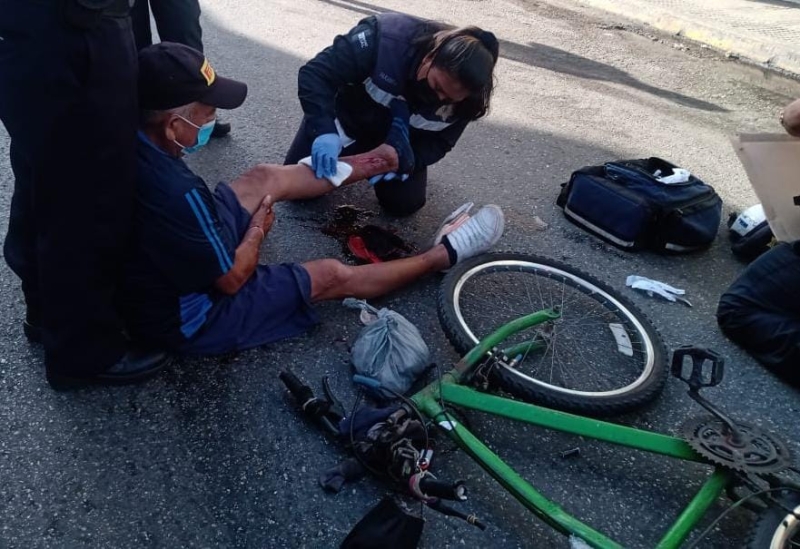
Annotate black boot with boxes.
[210,118,231,138]
[46,347,170,390]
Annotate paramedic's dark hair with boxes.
[417,25,499,120]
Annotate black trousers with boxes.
[0,0,137,375]
[284,117,428,217]
[132,0,203,51]
[717,242,800,385]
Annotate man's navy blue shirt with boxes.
[121,132,236,347]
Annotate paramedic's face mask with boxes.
[412,57,470,107]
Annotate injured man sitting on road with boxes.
[121,42,504,359]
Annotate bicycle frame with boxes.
[410,308,732,549]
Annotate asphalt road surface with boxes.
[1,0,799,547]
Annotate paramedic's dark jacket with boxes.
[297,13,470,168]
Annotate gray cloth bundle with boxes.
[344,298,430,397]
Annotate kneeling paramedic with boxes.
[284,13,499,217]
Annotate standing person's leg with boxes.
[373,165,428,217]
[0,2,157,383]
[717,242,800,384]
[149,0,203,51]
[131,0,154,50]
[4,144,41,340]
[37,16,141,380]
[0,2,72,346]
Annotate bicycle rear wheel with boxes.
[438,253,667,416]
[747,491,800,549]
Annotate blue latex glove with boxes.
[368,172,410,185]
[384,100,415,177]
[311,133,342,179]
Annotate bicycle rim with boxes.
[769,504,800,548]
[441,254,665,409]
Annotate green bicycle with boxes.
[281,253,799,548]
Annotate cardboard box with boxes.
[732,134,800,242]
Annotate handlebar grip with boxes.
[352,375,382,389]
[279,370,314,406]
[418,476,467,502]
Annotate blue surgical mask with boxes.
[174,115,216,154]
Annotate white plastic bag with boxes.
[344,299,430,397]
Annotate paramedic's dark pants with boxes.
[132,0,203,51]
[717,242,800,385]
[284,117,428,217]
[0,1,137,375]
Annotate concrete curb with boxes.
[573,0,800,77]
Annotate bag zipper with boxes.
[605,162,696,188]
[672,192,721,216]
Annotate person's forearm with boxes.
[214,227,264,295]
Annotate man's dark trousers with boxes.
[132,0,203,51]
[717,242,800,385]
[0,0,137,376]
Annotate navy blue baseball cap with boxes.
[139,42,248,110]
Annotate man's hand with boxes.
[215,195,274,296]
[249,194,275,237]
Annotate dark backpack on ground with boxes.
[557,158,723,253]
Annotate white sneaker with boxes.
[443,204,504,263]
[432,202,474,246]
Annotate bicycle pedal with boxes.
[670,345,725,391]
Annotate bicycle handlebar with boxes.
[279,370,314,408]
[419,476,468,501]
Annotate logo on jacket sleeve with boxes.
[200,59,216,86]
[378,71,397,86]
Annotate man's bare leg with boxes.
[302,246,451,302]
[230,144,399,215]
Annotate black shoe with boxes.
[210,119,231,138]
[23,319,42,344]
[46,348,170,390]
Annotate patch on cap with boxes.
[200,58,216,86]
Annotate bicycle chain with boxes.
[682,416,792,474]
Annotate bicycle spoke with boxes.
[454,263,657,393]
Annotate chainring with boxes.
[682,416,792,474]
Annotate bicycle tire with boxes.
[747,491,800,549]
[438,252,668,416]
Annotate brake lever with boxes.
[322,376,345,422]
[279,371,342,438]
